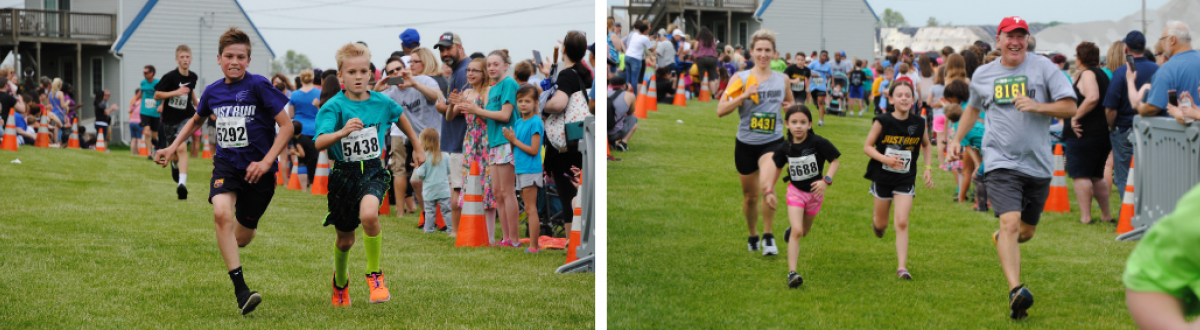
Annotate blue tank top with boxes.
[50,92,65,122]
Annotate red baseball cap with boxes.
[997,16,1029,36]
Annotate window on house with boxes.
[738,21,748,47]
[91,57,102,93]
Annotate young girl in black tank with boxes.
[862,79,934,280]
[762,104,840,288]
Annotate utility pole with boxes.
[1142,0,1146,34]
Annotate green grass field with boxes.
[0,147,593,329]
[608,100,1136,329]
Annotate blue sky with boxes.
[607,0,1172,26]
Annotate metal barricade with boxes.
[1117,116,1200,241]
[557,115,595,273]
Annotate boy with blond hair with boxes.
[155,44,200,199]
[314,42,425,306]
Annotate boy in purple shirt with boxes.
[154,27,292,316]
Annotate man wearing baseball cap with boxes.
[1103,30,1158,198]
[434,31,470,233]
[948,16,1078,320]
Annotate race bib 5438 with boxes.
[342,128,382,162]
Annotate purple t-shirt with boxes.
[197,73,290,171]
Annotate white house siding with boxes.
[112,0,272,144]
[760,0,876,62]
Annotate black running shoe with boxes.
[177,184,188,200]
[170,160,179,183]
[787,271,804,289]
[615,141,628,151]
[237,290,262,315]
[747,235,760,251]
[1008,284,1034,320]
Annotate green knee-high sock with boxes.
[364,233,382,274]
[334,247,349,287]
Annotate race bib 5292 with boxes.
[215,117,248,148]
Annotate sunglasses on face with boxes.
[143,71,151,75]
[387,69,402,75]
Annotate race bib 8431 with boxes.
[750,112,777,134]
[993,76,1027,105]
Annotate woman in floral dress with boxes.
[450,58,497,241]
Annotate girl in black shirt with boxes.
[762,105,840,288]
[862,79,934,280]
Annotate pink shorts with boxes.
[933,115,946,133]
[786,184,823,216]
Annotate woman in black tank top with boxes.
[1064,42,1114,224]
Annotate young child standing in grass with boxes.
[414,127,453,235]
[862,78,933,280]
[314,42,425,307]
[762,104,840,288]
[502,85,545,253]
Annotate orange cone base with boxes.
[455,214,490,247]
[1117,204,1136,234]
[1043,186,1071,213]
[565,229,581,264]
[417,204,448,229]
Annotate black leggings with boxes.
[544,141,582,223]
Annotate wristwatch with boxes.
[823,176,833,185]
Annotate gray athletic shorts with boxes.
[516,173,543,190]
[983,168,1051,226]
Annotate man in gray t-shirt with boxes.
[655,33,676,71]
[949,16,1077,321]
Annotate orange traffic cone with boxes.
[1043,144,1070,213]
[634,80,648,120]
[672,73,688,106]
[1117,157,1137,235]
[66,118,80,149]
[565,198,582,264]
[646,74,658,112]
[1,109,18,151]
[378,191,391,216]
[201,132,212,159]
[138,137,148,156]
[699,72,712,102]
[34,115,50,148]
[418,204,448,230]
[311,150,330,195]
[287,155,302,190]
[456,161,490,247]
[94,129,107,152]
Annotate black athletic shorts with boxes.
[159,121,187,149]
[695,56,719,80]
[984,168,1052,226]
[209,158,277,229]
[792,91,808,104]
[869,181,916,200]
[734,137,785,175]
[139,114,160,132]
[811,91,827,98]
[325,158,392,232]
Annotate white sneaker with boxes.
[761,234,779,256]
[818,119,824,127]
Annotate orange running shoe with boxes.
[366,272,390,303]
[331,274,351,306]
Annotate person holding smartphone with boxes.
[377,56,444,217]
[1103,30,1158,197]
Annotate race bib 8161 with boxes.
[993,76,1027,105]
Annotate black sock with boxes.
[763,233,774,241]
[229,267,249,295]
[748,235,759,245]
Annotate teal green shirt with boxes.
[486,77,519,148]
[314,91,404,162]
[140,79,160,117]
